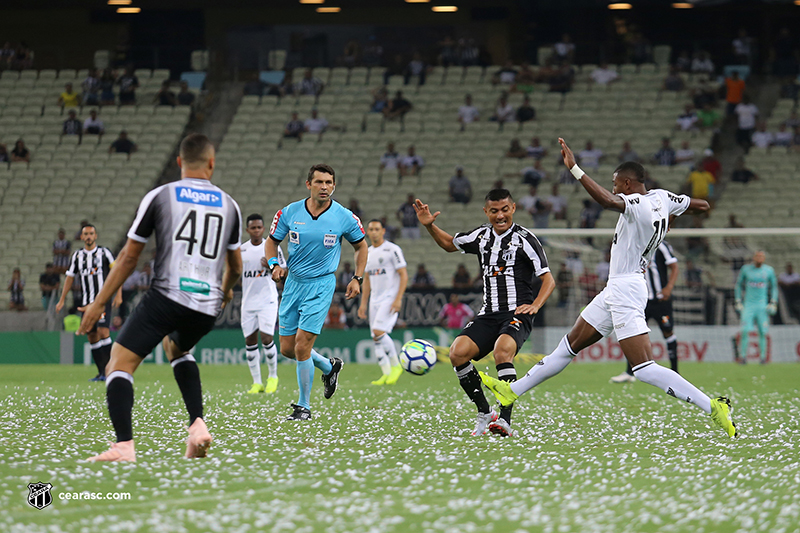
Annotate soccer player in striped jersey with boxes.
[481,138,738,438]
[240,213,285,394]
[414,189,555,437]
[55,223,122,381]
[78,134,243,461]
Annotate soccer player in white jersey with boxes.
[357,219,408,385]
[241,213,285,394]
[481,138,738,438]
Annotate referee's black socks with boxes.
[496,362,517,423]
[454,362,491,414]
[106,371,134,442]
[171,354,203,425]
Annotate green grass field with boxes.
[2,362,799,533]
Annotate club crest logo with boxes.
[27,482,53,510]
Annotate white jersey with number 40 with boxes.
[366,241,407,301]
[610,189,689,278]
[240,241,285,311]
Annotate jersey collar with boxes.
[492,223,515,239]
[305,198,333,220]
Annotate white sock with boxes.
[632,361,712,414]
[262,342,278,379]
[245,344,262,385]
[511,335,576,396]
[374,336,391,375]
[380,333,400,367]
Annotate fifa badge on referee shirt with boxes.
[323,234,337,248]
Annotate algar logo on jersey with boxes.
[176,187,222,207]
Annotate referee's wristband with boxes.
[570,164,585,180]
[267,257,279,268]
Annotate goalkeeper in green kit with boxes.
[735,251,778,364]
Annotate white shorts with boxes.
[369,298,398,334]
[241,305,278,337]
[580,275,650,341]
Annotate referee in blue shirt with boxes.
[266,164,368,420]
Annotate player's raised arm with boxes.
[414,199,458,252]
[559,138,626,213]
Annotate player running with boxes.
[55,223,122,381]
[265,164,368,421]
[241,214,285,394]
[414,188,555,437]
[357,219,408,385]
[611,240,680,382]
[481,138,738,438]
[735,251,778,364]
[79,134,243,461]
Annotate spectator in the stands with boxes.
[596,249,611,283]
[700,149,721,179]
[0,143,9,163]
[779,263,800,287]
[675,51,692,72]
[577,140,604,171]
[342,39,359,67]
[458,94,480,128]
[348,199,363,221]
[675,141,696,167]
[449,166,472,204]
[52,229,71,274]
[108,131,137,155]
[733,28,753,65]
[773,123,793,148]
[58,83,80,108]
[324,303,347,329]
[404,52,427,86]
[298,68,324,96]
[784,110,800,129]
[379,142,400,175]
[411,264,436,290]
[243,73,266,96]
[526,137,547,160]
[283,112,304,141]
[772,28,797,79]
[685,260,715,289]
[506,138,527,158]
[490,93,515,123]
[629,32,651,65]
[304,108,329,135]
[547,183,568,221]
[697,103,722,132]
[11,139,30,163]
[117,67,139,105]
[735,96,759,150]
[336,262,354,291]
[62,110,82,136]
[555,262,573,306]
[39,263,60,311]
[177,81,195,106]
[362,36,383,67]
[452,265,472,290]
[590,63,619,86]
[518,185,551,229]
[579,199,600,229]
[383,90,412,120]
[8,268,26,311]
[516,95,536,123]
[513,62,537,94]
[83,109,104,135]
[676,104,699,132]
[492,61,518,86]
[397,195,419,239]
[724,70,746,116]
[383,54,406,86]
[155,80,176,106]
[439,294,474,328]
[81,69,100,106]
[0,42,15,67]
[750,121,773,149]
[618,141,640,163]
[99,69,116,106]
[662,66,685,92]
[730,158,759,183]
[369,86,389,113]
[686,165,715,201]
[380,216,399,243]
[778,264,800,318]
[549,61,575,94]
[686,219,709,261]
[652,138,676,166]
[553,33,575,63]
[691,52,715,75]
[691,80,717,109]
[399,145,424,177]
[521,159,549,187]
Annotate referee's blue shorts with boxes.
[278,273,336,336]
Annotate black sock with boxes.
[626,361,633,376]
[496,362,516,424]
[106,372,134,442]
[667,337,678,373]
[99,340,112,376]
[90,343,104,375]
[172,354,203,425]
[454,362,490,414]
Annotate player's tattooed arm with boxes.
[558,138,625,213]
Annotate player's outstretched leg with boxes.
[488,361,517,437]
[263,341,279,393]
[245,343,264,394]
[449,336,496,436]
[170,352,213,457]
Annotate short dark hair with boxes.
[368,218,384,228]
[46,262,53,268]
[485,188,514,203]
[307,163,336,183]
[614,161,646,183]
[179,133,214,165]
[81,223,96,232]
[246,214,263,225]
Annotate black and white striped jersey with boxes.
[453,223,550,315]
[645,241,678,300]
[66,246,115,307]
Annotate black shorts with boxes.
[81,302,112,332]
[115,290,217,358]
[645,298,674,333]
[457,310,535,360]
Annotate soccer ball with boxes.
[399,339,437,376]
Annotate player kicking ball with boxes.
[240,214,285,394]
[481,138,738,438]
[357,219,408,385]
[735,251,778,364]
